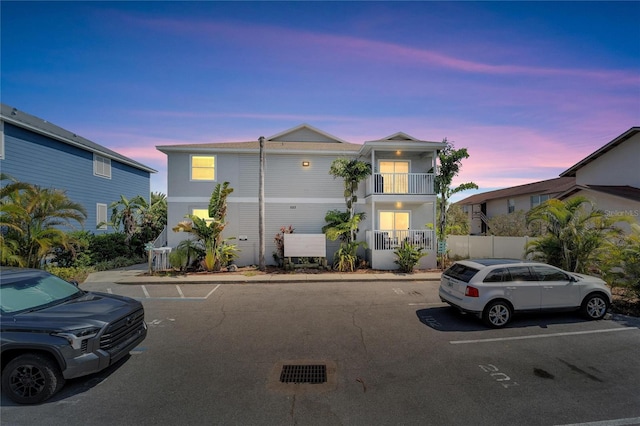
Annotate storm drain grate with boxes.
[279,364,327,384]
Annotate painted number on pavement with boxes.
[479,364,519,388]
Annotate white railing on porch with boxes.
[366,229,435,251]
[366,173,435,195]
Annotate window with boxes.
[531,266,570,282]
[507,266,537,282]
[379,161,409,193]
[379,211,409,231]
[531,194,550,208]
[483,268,507,283]
[97,203,108,230]
[94,154,111,178]
[507,199,515,214]
[192,208,213,223]
[191,155,215,181]
[444,263,480,283]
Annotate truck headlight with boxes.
[52,327,101,350]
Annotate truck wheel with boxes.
[2,354,65,404]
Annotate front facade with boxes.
[0,103,156,233]
[157,125,445,270]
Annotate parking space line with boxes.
[450,327,639,345]
[556,416,640,426]
[131,284,221,301]
[204,284,221,298]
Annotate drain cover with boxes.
[268,360,336,393]
[280,364,327,384]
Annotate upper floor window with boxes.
[531,194,550,209]
[191,155,216,181]
[379,160,409,193]
[94,154,111,178]
[507,198,515,214]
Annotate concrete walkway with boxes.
[84,263,442,285]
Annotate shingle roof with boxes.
[457,177,576,205]
[1,103,157,173]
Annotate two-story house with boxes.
[0,103,157,233]
[558,126,640,229]
[457,126,639,235]
[157,124,445,270]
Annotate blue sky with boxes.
[2,1,639,201]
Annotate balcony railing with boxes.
[367,229,435,252]
[366,173,435,195]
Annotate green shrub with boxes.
[90,233,132,263]
[45,265,92,283]
[394,241,427,273]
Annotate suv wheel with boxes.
[483,300,512,328]
[2,354,65,404]
[581,293,609,320]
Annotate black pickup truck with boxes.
[1,268,147,404]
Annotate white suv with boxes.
[439,259,612,328]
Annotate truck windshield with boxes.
[0,274,82,314]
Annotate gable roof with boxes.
[560,126,640,177]
[1,103,157,173]
[267,123,349,143]
[457,177,575,205]
[558,185,640,203]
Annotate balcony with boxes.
[366,173,435,196]
[366,229,435,252]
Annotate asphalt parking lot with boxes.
[2,279,640,426]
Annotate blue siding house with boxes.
[0,103,156,233]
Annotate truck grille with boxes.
[100,308,145,352]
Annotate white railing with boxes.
[367,229,435,251]
[367,173,434,195]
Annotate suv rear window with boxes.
[444,263,480,283]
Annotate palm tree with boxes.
[526,196,630,273]
[1,180,86,268]
[172,182,234,271]
[329,158,371,243]
[105,195,150,244]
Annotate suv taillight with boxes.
[465,286,479,297]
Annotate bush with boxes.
[49,230,94,268]
[45,265,92,283]
[89,233,133,263]
[394,241,427,273]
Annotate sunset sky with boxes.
[2,1,638,201]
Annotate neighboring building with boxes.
[0,103,157,233]
[457,177,575,235]
[157,124,445,269]
[457,126,640,235]
[558,126,640,229]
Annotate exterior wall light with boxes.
[302,161,310,167]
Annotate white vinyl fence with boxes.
[446,235,538,260]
